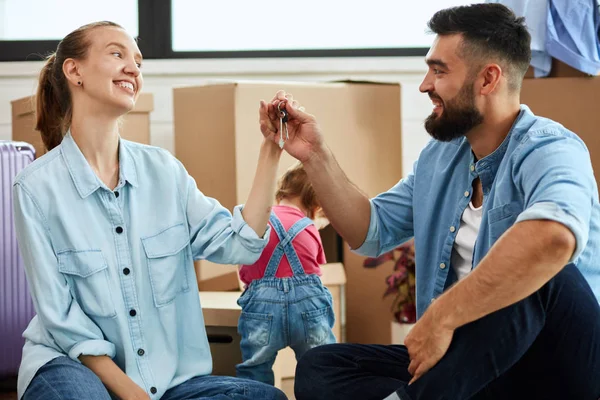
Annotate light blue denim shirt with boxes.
[356,105,600,318]
[13,133,270,399]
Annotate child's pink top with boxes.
[239,205,326,285]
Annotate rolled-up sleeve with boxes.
[514,133,596,262]
[354,161,416,257]
[13,183,116,362]
[353,200,383,256]
[230,205,271,252]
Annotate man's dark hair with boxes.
[428,3,532,92]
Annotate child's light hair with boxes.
[275,162,320,220]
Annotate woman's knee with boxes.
[23,356,110,400]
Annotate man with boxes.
[263,3,600,400]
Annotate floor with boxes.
[282,378,295,400]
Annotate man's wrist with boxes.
[304,143,331,171]
[430,296,460,331]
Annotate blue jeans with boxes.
[23,356,287,400]
[295,264,600,400]
[236,274,336,385]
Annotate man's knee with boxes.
[296,343,339,375]
[295,344,342,398]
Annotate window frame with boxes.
[0,0,429,62]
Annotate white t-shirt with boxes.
[451,201,483,280]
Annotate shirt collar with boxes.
[471,105,534,191]
[61,132,138,198]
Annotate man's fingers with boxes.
[407,358,418,376]
[409,363,430,385]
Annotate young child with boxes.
[236,162,336,385]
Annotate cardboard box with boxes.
[525,58,596,79]
[200,291,242,378]
[520,77,600,188]
[343,246,397,344]
[173,81,402,292]
[11,93,154,156]
[198,270,243,292]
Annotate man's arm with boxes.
[303,145,371,249]
[272,90,416,253]
[406,219,575,382]
[432,219,575,332]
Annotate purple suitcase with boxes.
[0,141,36,377]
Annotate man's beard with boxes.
[424,82,484,142]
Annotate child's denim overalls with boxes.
[236,212,336,385]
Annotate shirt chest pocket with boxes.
[58,250,117,319]
[487,201,522,244]
[141,223,191,307]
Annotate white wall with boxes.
[0,56,433,177]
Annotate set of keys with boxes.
[278,102,289,149]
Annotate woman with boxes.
[13,21,287,400]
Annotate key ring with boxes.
[277,102,288,122]
[277,102,289,149]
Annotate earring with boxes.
[77,81,81,86]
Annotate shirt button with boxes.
[464,191,470,197]
[123,268,131,275]
[439,263,446,269]
[116,226,123,234]
[449,226,456,233]
[114,191,120,198]
[129,309,137,317]
[150,387,157,394]
[137,348,145,356]
[470,165,475,172]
